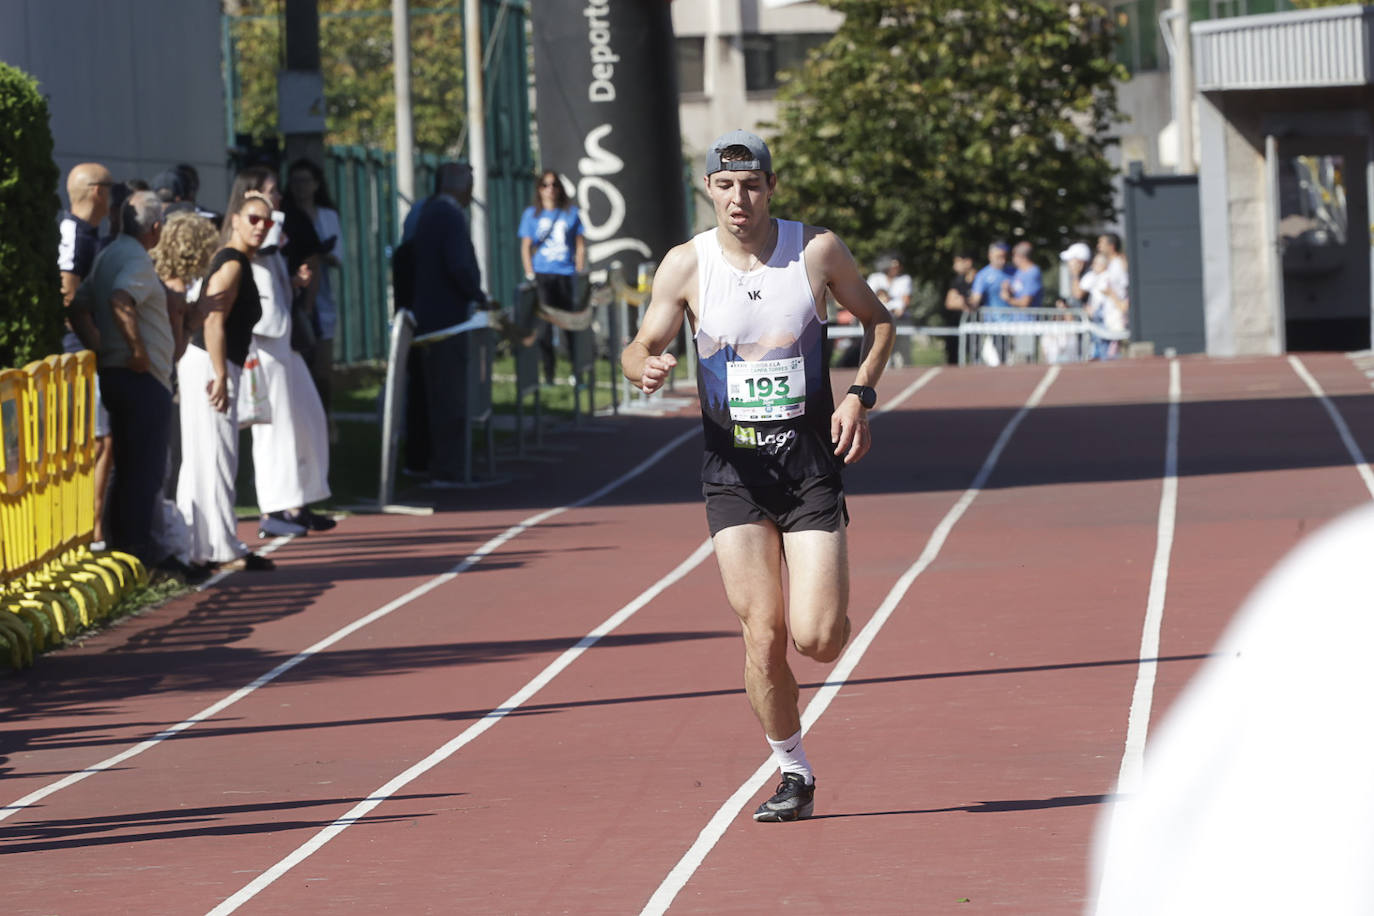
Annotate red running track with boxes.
[2,353,1371,914]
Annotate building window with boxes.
[742,32,830,94]
[678,36,705,95]
[1191,0,1296,20]
[1112,0,1161,74]
[1113,0,1298,74]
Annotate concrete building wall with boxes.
[1116,71,1176,175]
[1199,83,1374,355]
[1198,91,1288,356]
[1221,101,1279,354]
[672,0,843,230]
[0,0,229,213]
[1198,92,1237,354]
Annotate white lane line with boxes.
[642,365,1061,916]
[884,366,941,410]
[1090,360,1180,916]
[205,365,944,913]
[1112,359,1181,798]
[208,538,717,916]
[1289,355,1374,499]
[0,426,700,824]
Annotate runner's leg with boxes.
[713,521,800,740]
[782,527,851,663]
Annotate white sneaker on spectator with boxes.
[259,513,307,538]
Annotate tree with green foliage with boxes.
[767,0,1126,315]
[226,0,465,154]
[0,62,63,369]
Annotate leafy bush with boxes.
[0,62,62,369]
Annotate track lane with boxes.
[1148,354,1374,739]
[660,359,1176,913]
[8,356,1374,915]
[1,420,706,911]
[204,366,1019,914]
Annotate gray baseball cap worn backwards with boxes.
[705,130,772,176]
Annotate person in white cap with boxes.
[622,129,895,822]
[1057,241,1092,308]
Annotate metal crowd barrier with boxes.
[508,262,689,429]
[825,308,1130,368]
[957,307,1130,367]
[0,352,145,670]
[604,262,697,414]
[509,274,607,438]
[377,307,495,512]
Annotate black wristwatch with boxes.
[847,385,877,409]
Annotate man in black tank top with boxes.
[622,131,894,822]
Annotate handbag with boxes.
[236,345,272,429]
[291,289,318,356]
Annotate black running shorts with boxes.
[702,473,849,537]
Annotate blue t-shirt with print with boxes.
[518,205,582,276]
[971,264,1015,311]
[1009,264,1043,309]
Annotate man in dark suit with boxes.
[409,163,486,483]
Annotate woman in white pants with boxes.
[231,167,334,537]
[175,191,273,571]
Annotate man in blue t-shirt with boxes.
[1003,241,1043,310]
[969,241,1015,313]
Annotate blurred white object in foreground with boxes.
[1091,503,1374,915]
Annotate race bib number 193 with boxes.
[727,356,806,421]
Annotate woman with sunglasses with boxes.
[174,189,271,572]
[518,170,586,385]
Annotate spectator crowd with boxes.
[58,160,343,584]
[860,233,1131,366]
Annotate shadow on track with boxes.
[0,793,454,854]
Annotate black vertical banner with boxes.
[531,1,686,272]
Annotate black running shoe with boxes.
[753,772,815,822]
[295,508,337,532]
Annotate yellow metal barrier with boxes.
[0,367,43,662]
[0,352,149,670]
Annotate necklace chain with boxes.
[729,221,774,286]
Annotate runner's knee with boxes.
[741,618,790,670]
[792,615,849,663]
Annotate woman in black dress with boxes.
[175,191,272,572]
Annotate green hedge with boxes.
[0,62,62,369]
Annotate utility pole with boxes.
[393,0,415,225]
[465,0,488,285]
[282,0,326,169]
[1171,0,1195,174]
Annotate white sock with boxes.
[766,729,814,785]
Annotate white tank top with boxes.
[694,219,817,349]
[691,219,839,485]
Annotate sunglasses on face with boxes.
[540,180,558,188]
[244,213,275,228]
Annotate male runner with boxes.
[622,130,894,821]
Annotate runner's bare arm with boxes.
[807,228,895,465]
[621,241,695,394]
